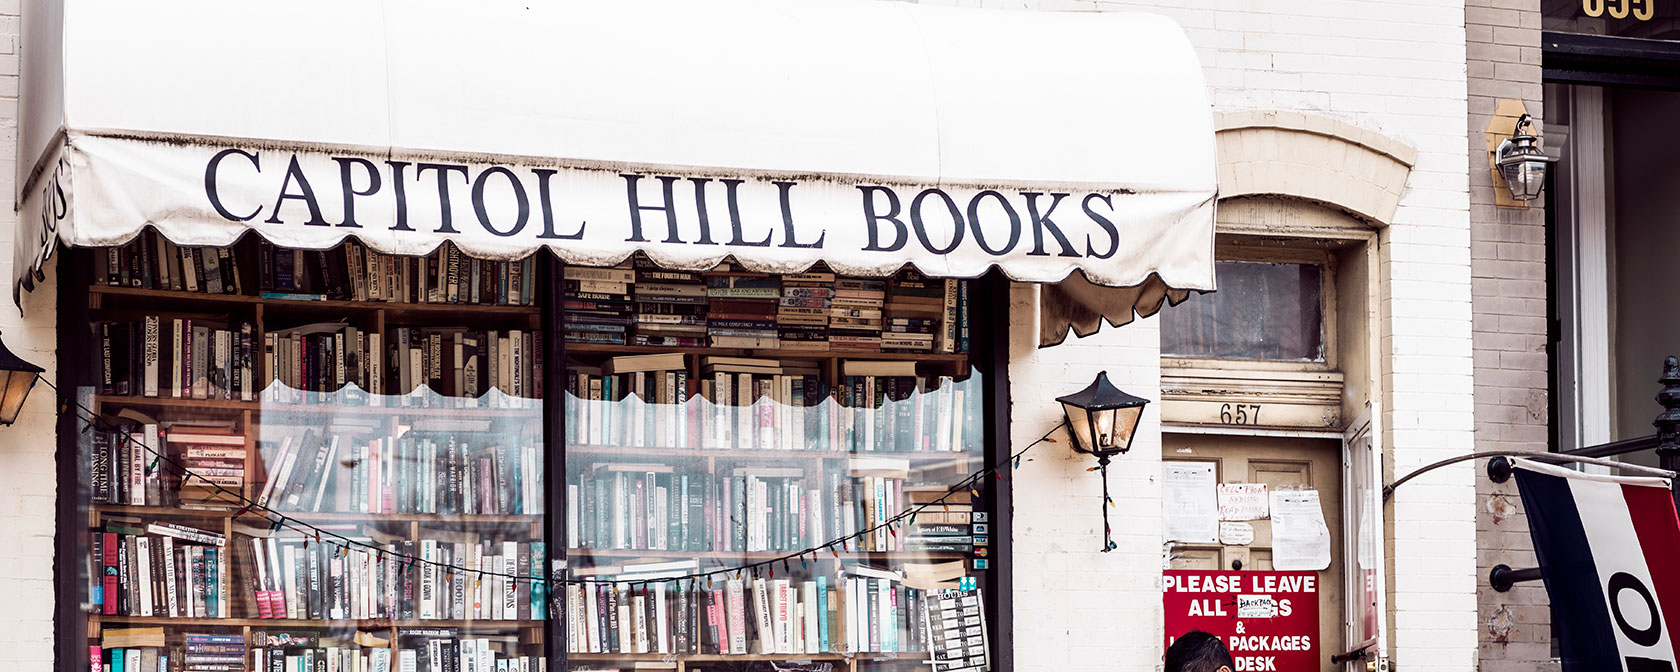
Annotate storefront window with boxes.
[1160,261,1326,362]
[558,261,988,668]
[69,237,994,672]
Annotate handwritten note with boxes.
[1217,483,1269,521]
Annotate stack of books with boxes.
[828,279,887,351]
[180,633,246,672]
[169,429,248,507]
[882,270,943,352]
[563,264,635,346]
[904,486,978,555]
[632,261,709,347]
[705,270,781,348]
[777,268,835,351]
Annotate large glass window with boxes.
[76,237,548,672]
[558,261,987,670]
[68,237,996,672]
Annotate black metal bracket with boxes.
[1490,564,1543,592]
[1487,455,1513,483]
[1329,646,1370,665]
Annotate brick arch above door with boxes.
[1216,110,1417,227]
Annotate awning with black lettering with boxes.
[16,0,1216,345]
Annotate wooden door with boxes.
[1164,433,1345,670]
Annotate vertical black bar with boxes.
[55,248,92,672]
[1655,356,1680,507]
[540,250,570,668]
[972,270,1013,672]
[1544,163,1561,455]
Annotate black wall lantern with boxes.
[0,331,43,426]
[1056,371,1149,551]
[1495,113,1556,202]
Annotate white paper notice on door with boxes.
[1163,462,1219,543]
[1269,489,1332,570]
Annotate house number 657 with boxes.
[1220,403,1262,425]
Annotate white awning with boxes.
[17,0,1216,342]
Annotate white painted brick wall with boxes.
[1007,283,1166,672]
[0,2,57,670]
[960,0,1477,670]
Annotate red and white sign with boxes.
[1164,570,1319,672]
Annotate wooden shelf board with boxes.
[91,395,541,418]
[563,342,969,363]
[89,285,538,316]
[566,653,929,662]
[90,615,541,628]
[565,548,968,561]
[564,445,978,462]
[92,504,541,524]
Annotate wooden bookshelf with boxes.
[79,241,552,672]
[75,241,989,671]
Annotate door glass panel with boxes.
[1161,261,1325,362]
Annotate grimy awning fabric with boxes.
[16,0,1216,346]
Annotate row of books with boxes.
[92,230,246,295]
[565,357,980,453]
[243,537,547,622]
[96,317,258,401]
[96,630,246,672]
[259,240,537,305]
[90,232,538,307]
[263,325,545,405]
[254,429,543,516]
[563,567,935,655]
[90,423,247,509]
[92,525,232,618]
[566,464,976,554]
[251,632,544,672]
[561,260,969,353]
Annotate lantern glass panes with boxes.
[0,333,44,426]
[1056,371,1149,456]
[1496,114,1556,202]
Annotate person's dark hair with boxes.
[1165,630,1235,672]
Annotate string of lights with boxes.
[51,376,1065,589]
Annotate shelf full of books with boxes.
[73,238,997,672]
[561,325,991,670]
[78,237,552,672]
